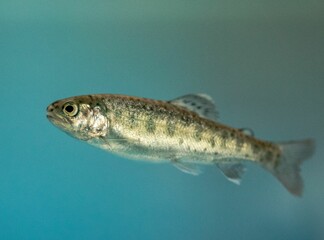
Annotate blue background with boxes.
[1,1,324,239]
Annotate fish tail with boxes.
[266,139,315,196]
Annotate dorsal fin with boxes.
[169,94,219,121]
[239,128,254,136]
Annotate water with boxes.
[1,1,324,239]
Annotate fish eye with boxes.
[62,102,78,117]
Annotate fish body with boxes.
[47,94,315,196]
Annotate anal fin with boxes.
[217,163,246,185]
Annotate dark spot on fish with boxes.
[210,137,215,148]
[165,110,172,117]
[236,138,244,152]
[197,106,201,109]
[221,131,228,139]
[114,109,122,119]
[181,116,192,126]
[167,120,176,137]
[194,126,203,142]
[244,153,249,158]
[146,117,156,133]
[179,138,184,145]
[252,143,260,154]
[219,132,228,147]
[88,95,94,101]
[273,158,280,169]
[181,116,188,121]
[129,112,137,128]
[264,150,274,161]
[141,104,147,110]
[203,148,207,152]
[158,108,166,114]
[230,131,235,138]
[191,102,196,106]
[109,103,115,110]
[214,152,218,155]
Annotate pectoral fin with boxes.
[217,163,246,185]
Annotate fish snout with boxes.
[47,100,61,113]
[46,104,55,113]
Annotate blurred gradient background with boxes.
[1,1,324,239]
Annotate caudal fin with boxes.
[269,139,315,196]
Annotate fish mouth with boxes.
[46,107,73,129]
[46,114,53,121]
[46,114,58,125]
[46,108,64,126]
[46,113,60,127]
[46,108,56,120]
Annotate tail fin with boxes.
[268,139,315,196]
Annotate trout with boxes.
[46,94,315,196]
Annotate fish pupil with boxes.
[65,105,74,113]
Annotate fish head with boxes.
[46,96,109,141]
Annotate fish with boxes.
[46,93,315,196]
